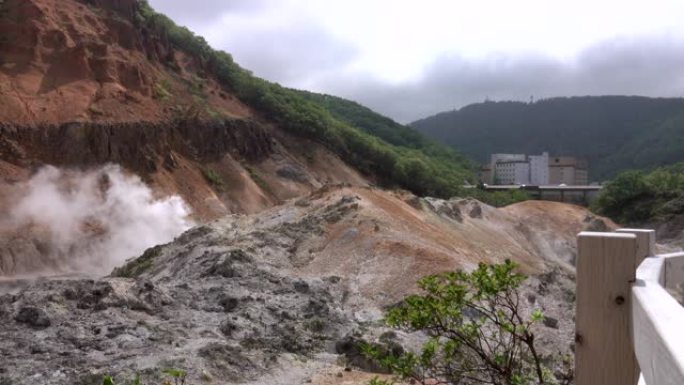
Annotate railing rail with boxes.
[576,229,684,385]
[632,252,684,385]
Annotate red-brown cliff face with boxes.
[0,0,370,220]
[0,0,252,124]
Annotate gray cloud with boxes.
[148,0,358,86]
[142,0,684,124]
[218,24,358,86]
[313,37,684,123]
[148,0,269,24]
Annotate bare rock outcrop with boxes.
[0,187,592,384]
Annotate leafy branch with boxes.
[364,260,564,385]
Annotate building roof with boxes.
[496,160,529,165]
[550,156,588,169]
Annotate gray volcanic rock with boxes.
[14,306,51,329]
[0,188,588,384]
[0,243,352,384]
[0,193,368,384]
[0,277,349,384]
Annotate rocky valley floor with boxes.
[0,186,614,384]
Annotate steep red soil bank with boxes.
[0,0,250,124]
[0,0,370,219]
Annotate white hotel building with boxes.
[489,152,549,185]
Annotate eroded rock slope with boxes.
[0,187,612,384]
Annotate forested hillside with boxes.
[411,96,684,181]
[131,1,474,197]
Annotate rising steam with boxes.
[0,165,194,277]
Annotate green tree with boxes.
[411,96,684,181]
[364,261,557,385]
[593,163,684,224]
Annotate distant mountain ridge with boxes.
[411,96,684,181]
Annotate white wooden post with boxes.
[616,228,656,267]
[576,232,638,385]
[615,228,656,383]
[632,253,684,385]
[662,252,684,289]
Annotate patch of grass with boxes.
[112,245,162,278]
[202,167,225,190]
[244,165,271,194]
[205,106,226,121]
[189,75,206,95]
[162,368,187,385]
[102,369,184,385]
[153,80,173,100]
[88,104,105,116]
[305,318,326,333]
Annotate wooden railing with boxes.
[576,229,684,385]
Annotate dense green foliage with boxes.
[364,261,564,385]
[466,188,532,208]
[592,163,684,224]
[133,1,474,198]
[298,91,439,150]
[412,97,684,181]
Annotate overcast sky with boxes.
[148,0,684,123]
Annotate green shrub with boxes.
[462,188,532,208]
[363,261,563,385]
[592,162,684,223]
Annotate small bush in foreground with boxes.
[364,261,561,385]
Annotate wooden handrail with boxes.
[632,252,684,385]
[576,229,684,385]
[576,231,638,385]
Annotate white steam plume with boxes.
[0,164,194,277]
